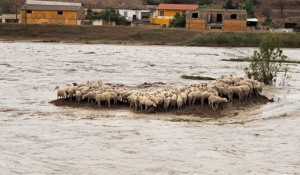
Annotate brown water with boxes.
[0,42,299,174]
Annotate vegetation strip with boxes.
[222,58,300,64]
[1,24,300,48]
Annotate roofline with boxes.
[156,3,198,10]
[26,0,82,7]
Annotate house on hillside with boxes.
[151,4,198,28]
[84,4,156,26]
[186,9,247,31]
[118,6,156,26]
[20,0,85,25]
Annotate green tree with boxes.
[244,0,255,18]
[244,35,288,84]
[147,0,163,5]
[86,7,128,25]
[225,0,234,9]
[0,0,13,14]
[277,0,284,15]
[199,0,213,5]
[171,12,186,28]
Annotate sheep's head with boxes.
[222,98,228,103]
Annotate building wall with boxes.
[157,10,183,17]
[223,20,247,31]
[118,9,152,22]
[21,9,84,25]
[186,19,206,30]
[151,17,172,27]
[186,10,247,31]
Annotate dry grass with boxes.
[1,24,300,47]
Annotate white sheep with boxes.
[75,90,82,104]
[163,97,172,112]
[208,95,228,110]
[55,86,68,99]
[176,94,183,109]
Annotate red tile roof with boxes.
[157,4,198,11]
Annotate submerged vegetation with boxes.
[244,35,289,84]
[181,75,216,80]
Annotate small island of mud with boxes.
[49,78,271,122]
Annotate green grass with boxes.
[186,32,300,48]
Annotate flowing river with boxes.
[0,42,299,174]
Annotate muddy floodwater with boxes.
[0,42,299,174]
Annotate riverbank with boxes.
[1,24,300,47]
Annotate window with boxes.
[58,11,63,15]
[217,14,222,23]
[192,13,198,18]
[231,14,237,19]
[133,15,137,20]
[26,10,32,14]
[124,11,128,17]
[159,11,164,16]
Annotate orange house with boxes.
[20,0,85,25]
[186,9,247,31]
[151,4,198,27]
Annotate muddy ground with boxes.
[50,95,270,123]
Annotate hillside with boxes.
[26,0,300,22]
[1,0,299,24]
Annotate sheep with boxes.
[235,81,253,96]
[75,90,82,104]
[127,94,139,110]
[239,85,251,100]
[82,91,96,104]
[191,91,202,106]
[120,92,132,104]
[254,82,263,96]
[218,86,233,102]
[208,95,228,110]
[180,92,188,107]
[217,77,235,85]
[229,86,243,101]
[170,93,177,109]
[144,98,157,111]
[55,86,68,99]
[176,94,183,109]
[138,96,156,111]
[108,92,119,106]
[67,85,78,101]
[200,91,215,106]
[187,91,195,106]
[94,92,110,108]
[163,97,172,112]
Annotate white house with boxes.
[118,9,153,23]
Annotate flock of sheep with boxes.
[55,76,263,112]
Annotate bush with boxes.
[171,13,186,28]
[244,35,288,84]
[85,7,129,25]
